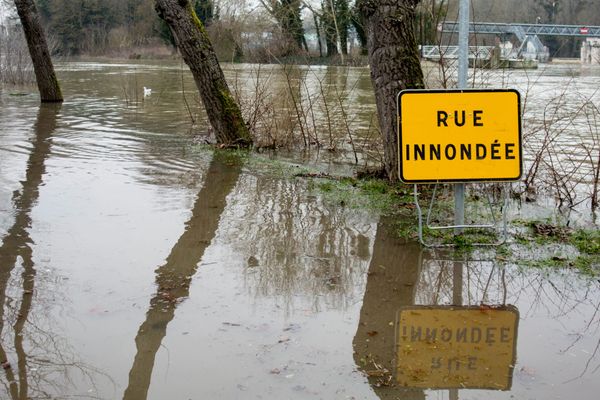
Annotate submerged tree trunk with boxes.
[13,0,63,102]
[155,0,251,146]
[358,0,424,181]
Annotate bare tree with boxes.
[13,0,62,102]
[154,0,252,146]
[357,0,425,180]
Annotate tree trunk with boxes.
[322,0,339,56]
[351,6,368,55]
[358,0,424,181]
[154,0,251,146]
[336,0,350,56]
[313,12,324,57]
[13,0,63,102]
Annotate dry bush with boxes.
[516,82,600,212]
[229,63,381,166]
[0,27,35,85]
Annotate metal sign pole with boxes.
[455,0,470,233]
[453,11,468,400]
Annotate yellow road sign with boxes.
[395,305,519,390]
[397,89,522,183]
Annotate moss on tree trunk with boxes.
[155,0,251,146]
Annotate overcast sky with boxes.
[0,1,10,25]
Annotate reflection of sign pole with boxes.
[451,260,463,400]
[455,0,469,233]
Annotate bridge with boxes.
[440,22,600,61]
[440,22,600,38]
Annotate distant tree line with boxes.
[4,0,596,59]
[29,0,216,55]
[22,0,434,59]
[34,0,162,55]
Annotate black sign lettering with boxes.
[505,143,516,159]
[404,142,518,162]
[473,110,484,126]
[437,111,449,127]
[476,144,487,160]
[455,110,466,127]
[460,144,472,160]
[435,110,485,127]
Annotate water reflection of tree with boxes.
[122,155,241,400]
[0,104,104,399]
[221,173,374,315]
[352,222,425,399]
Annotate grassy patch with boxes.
[569,229,600,255]
[510,221,600,276]
[213,147,250,166]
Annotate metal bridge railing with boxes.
[441,22,600,37]
[421,45,494,60]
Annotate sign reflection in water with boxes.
[395,305,519,390]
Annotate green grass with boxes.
[509,221,600,276]
[569,229,600,255]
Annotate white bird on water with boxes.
[143,86,152,97]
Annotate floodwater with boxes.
[0,60,599,399]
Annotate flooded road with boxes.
[0,61,599,399]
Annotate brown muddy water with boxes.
[0,60,599,399]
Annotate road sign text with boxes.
[397,89,522,183]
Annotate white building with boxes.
[581,38,600,64]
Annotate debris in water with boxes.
[283,323,301,332]
[278,336,290,343]
[236,384,247,391]
[247,256,259,267]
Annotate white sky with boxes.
[0,1,12,25]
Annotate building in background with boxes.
[581,38,600,64]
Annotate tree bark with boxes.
[358,0,424,181]
[322,0,339,56]
[13,0,63,102]
[155,0,252,146]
